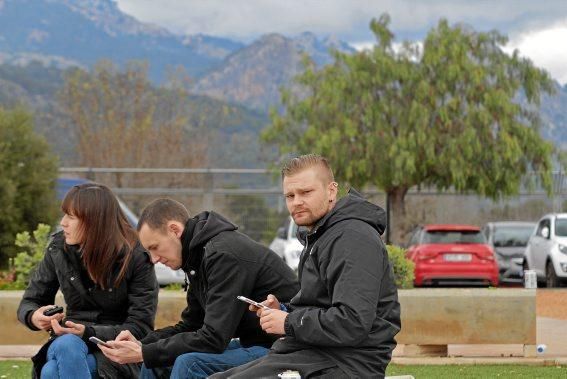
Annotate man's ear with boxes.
[328,181,338,201]
[168,221,184,238]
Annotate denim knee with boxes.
[40,360,58,379]
[48,334,88,359]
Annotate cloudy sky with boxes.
[116,0,567,84]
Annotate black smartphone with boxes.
[89,336,112,348]
[43,305,64,316]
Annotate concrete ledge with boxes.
[0,289,536,355]
[397,289,536,346]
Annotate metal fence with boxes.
[60,168,566,245]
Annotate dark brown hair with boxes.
[281,154,335,183]
[61,183,137,289]
[137,198,190,232]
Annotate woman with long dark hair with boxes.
[18,183,159,378]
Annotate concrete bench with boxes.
[1,289,536,357]
[396,288,536,357]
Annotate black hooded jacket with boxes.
[17,231,159,378]
[275,189,401,377]
[140,211,299,369]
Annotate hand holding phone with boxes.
[43,305,64,317]
[89,336,112,348]
[237,296,270,310]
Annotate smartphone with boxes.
[89,336,112,348]
[43,305,64,317]
[237,296,270,310]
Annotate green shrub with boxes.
[12,223,52,289]
[387,244,414,289]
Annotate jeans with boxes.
[41,334,98,379]
[140,339,269,379]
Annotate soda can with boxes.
[524,270,537,289]
[278,370,301,379]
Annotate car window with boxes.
[493,226,534,247]
[408,229,421,246]
[536,219,551,237]
[423,230,485,244]
[555,219,567,237]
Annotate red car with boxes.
[406,224,499,287]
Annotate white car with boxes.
[269,217,303,272]
[524,213,567,287]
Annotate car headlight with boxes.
[559,244,567,255]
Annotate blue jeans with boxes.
[41,334,98,379]
[140,339,269,379]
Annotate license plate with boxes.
[444,254,472,262]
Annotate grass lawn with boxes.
[0,360,30,379]
[1,360,566,378]
[387,363,567,378]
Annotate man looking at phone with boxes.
[212,154,401,378]
[99,199,299,378]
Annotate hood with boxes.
[494,246,527,258]
[299,188,386,243]
[181,211,238,270]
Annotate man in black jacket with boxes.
[100,198,299,378]
[213,154,401,378]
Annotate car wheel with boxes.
[546,261,559,288]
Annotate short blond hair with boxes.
[281,154,335,183]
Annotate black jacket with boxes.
[140,211,299,369]
[275,190,401,378]
[17,231,159,378]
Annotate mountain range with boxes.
[0,0,566,158]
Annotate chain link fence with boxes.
[60,168,566,246]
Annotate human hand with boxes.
[50,319,85,337]
[259,309,288,335]
[252,294,280,316]
[99,340,144,364]
[31,306,65,330]
[115,330,141,346]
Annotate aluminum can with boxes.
[278,370,301,379]
[524,270,537,289]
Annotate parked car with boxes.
[269,216,303,272]
[482,221,536,282]
[524,213,567,288]
[406,224,499,287]
[57,177,185,286]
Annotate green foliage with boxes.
[0,108,58,266]
[263,14,555,243]
[225,194,286,244]
[386,245,414,289]
[163,283,184,291]
[12,223,52,288]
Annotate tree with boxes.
[58,60,206,190]
[0,108,58,266]
[263,15,555,243]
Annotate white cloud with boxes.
[507,22,567,84]
[115,0,567,83]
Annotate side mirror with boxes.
[541,226,550,239]
[276,227,287,240]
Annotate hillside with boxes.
[0,0,242,80]
[0,62,270,167]
[194,32,355,112]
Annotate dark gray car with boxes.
[482,221,536,282]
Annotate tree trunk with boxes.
[388,186,409,246]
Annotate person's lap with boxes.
[140,339,269,379]
[41,334,97,379]
[209,349,348,379]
